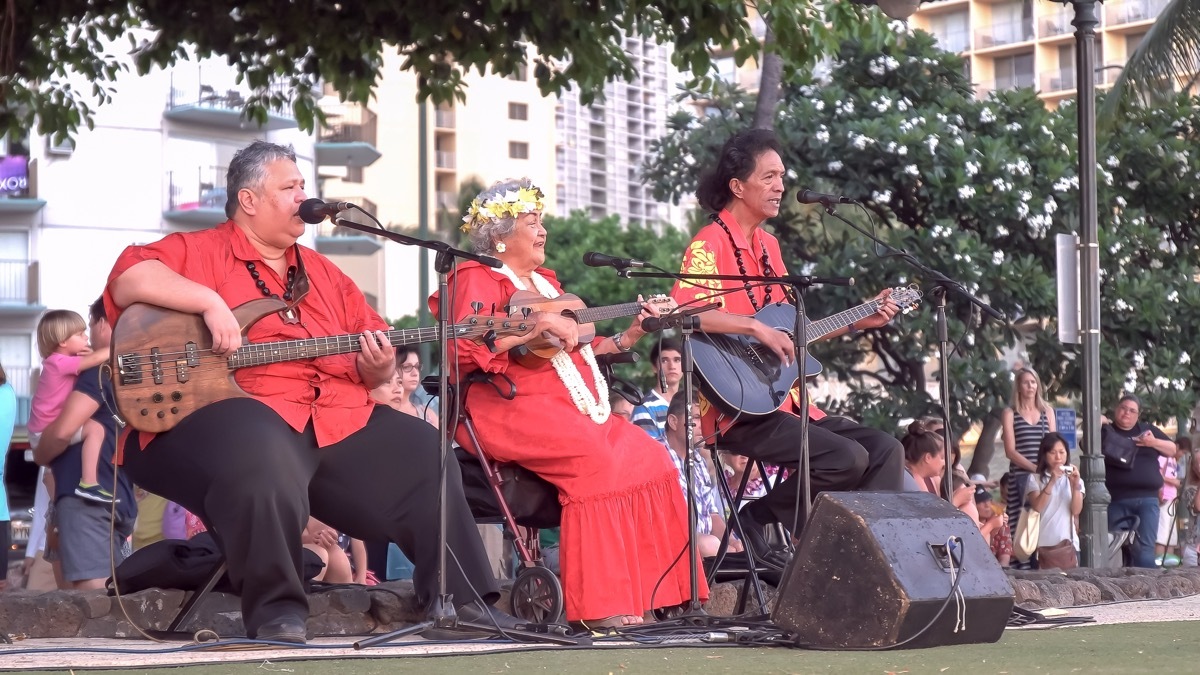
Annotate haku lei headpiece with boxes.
[461,186,545,232]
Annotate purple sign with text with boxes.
[0,155,29,196]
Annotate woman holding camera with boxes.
[1025,432,1083,569]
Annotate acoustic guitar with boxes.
[691,285,923,417]
[111,298,534,433]
[505,289,674,366]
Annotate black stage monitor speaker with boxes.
[772,491,1014,649]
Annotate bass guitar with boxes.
[506,289,674,366]
[111,298,533,432]
[691,285,923,416]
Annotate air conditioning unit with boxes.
[46,136,75,156]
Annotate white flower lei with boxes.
[498,265,610,424]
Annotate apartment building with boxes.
[912,0,1167,104]
[555,35,682,230]
[0,56,316,434]
[319,49,557,320]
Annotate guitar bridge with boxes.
[116,354,144,385]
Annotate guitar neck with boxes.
[571,301,644,325]
[805,300,881,343]
[228,326,441,369]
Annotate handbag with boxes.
[1101,424,1138,470]
[1037,539,1078,570]
[1013,505,1041,563]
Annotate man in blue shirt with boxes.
[34,298,136,589]
[631,338,682,441]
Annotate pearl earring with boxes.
[495,242,507,253]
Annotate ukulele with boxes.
[111,298,533,432]
[505,289,674,366]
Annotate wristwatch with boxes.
[613,331,632,352]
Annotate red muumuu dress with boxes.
[431,261,705,621]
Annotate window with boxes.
[508,102,528,120]
[509,141,529,159]
[993,53,1035,89]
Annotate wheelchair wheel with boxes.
[510,566,564,624]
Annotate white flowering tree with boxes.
[646,29,1200,438]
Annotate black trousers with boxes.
[718,412,904,530]
[123,398,498,635]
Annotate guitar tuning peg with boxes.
[522,307,532,319]
[492,303,498,315]
[471,301,484,313]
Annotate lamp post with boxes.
[1058,0,1108,568]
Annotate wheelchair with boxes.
[425,372,566,625]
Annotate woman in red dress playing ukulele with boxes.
[432,179,705,629]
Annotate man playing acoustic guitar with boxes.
[104,141,517,642]
[670,129,904,566]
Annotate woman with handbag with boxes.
[1001,368,1056,543]
[1024,432,1083,569]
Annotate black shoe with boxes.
[456,601,525,630]
[252,615,308,644]
[737,505,792,571]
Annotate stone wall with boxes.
[4,569,1199,640]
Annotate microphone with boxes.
[298,198,356,224]
[641,304,721,333]
[582,251,648,269]
[796,189,855,206]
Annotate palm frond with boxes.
[1098,0,1200,125]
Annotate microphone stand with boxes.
[815,203,1004,500]
[603,263,851,621]
[334,219,573,648]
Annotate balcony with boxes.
[164,73,296,131]
[977,72,1036,96]
[1039,10,1073,38]
[434,151,456,170]
[5,365,33,427]
[0,259,41,310]
[0,155,46,214]
[932,29,970,54]
[316,105,382,167]
[1041,67,1108,93]
[164,166,228,226]
[436,191,458,210]
[1105,0,1169,26]
[313,197,383,256]
[975,18,1035,49]
[435,107,456,129]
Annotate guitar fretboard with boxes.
[227,327,443,368]
[806,300,882,343]
[571,302,645,324]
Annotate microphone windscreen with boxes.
[298,198,327,224]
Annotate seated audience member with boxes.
[610,391,635,422]
[433,177,701,628]
[630,339,682,440]
[302,517,369,584]
[719,451,769,504]
[103,141,511,643]
[902,419,977,523]
[370,346,437,425]
[662,391,740,557]
[975,487,1012,567]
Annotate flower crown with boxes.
[461,185,545,232]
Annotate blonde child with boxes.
[29,309,113,503]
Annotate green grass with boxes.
[60,621,1198,675]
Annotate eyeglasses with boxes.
[399,364,421,374]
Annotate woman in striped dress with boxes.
[1001,368,1056,546]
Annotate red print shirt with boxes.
[670,209,822,440]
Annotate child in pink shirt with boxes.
[28,309,112,503]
